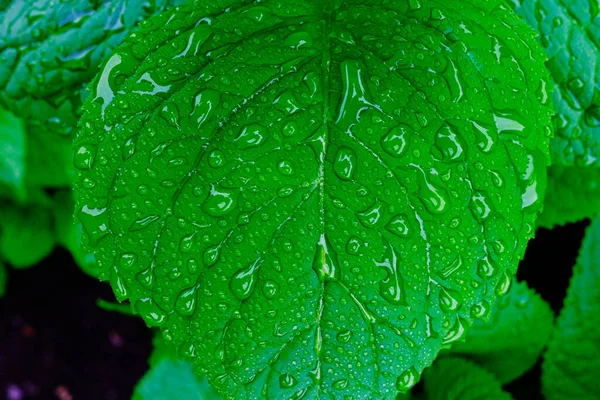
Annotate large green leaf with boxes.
[133,336,220,400]
[450,279,554,383]
[509,0,600,167]
[74,0,552,397]
[542,214,600,399]
[0,106,26,200]
[0,0,186,187]
[424,357,513,400]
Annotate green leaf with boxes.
[537,166,600,228]
[449,280,554,383]
[0,0,187,187]
[0,106,26,200]
[133,336,221,400]
[0,260,6,298]
[509,0,600,167]
[74,1,553,397]
[542,214,600,400]
[52,189,100,278]
[424,357,513,400]
[0,200,54,268]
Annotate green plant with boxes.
[1,0,600,399]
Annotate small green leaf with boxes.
[542,215,600,400]
[509,0,600,167]
[97,299,135,316]
[0,260,6,298]
[0,201,54,268]
[0,106,26,200]
[450,280,554,383]
[538,166,600,228]
[133,336,221,400]
[424,357,513,400]
[75,1,552,397]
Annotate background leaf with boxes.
[450,280,554,383]
[423,357,513,400]
[537,166,600,228]
[542,214,600,400]
[509,0,600,167]
[75,0,552,397]
[0,106,26,200]
[133,336,221,400]
[0,200,54,268]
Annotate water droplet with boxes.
[282,122,298,137]
[386,214,411,237]
[346,236,362,255]
[470,300,490,319]
[470,193,491,220]
[93,53,122,118]
[110,266,128,301]
[74,143,98,170]
[279,373,298,388]
[494,113,525,134]
[439,286,462,312]
[440,256,463,279]
[472,121,496,154]
[179,233,195,252]
[135,298,166,327]
[278,186,294,197]
[414,166,448,214]
[273,90,302,114]
[230,258,262,300]
[520,150,545,213]
[175,286,197,316]
[477,258,496,279]
[277,160,294,176]
[442,317,467,345]
[335,59,375,131]
[396,367,419,392]
[208,149,225,168]
[333,146,357,181]
[332,379,349,390]
[202,185,237,217]
[376,243,407,306]
[78,205,110,245]
[119,253,137,270]
[495,272,512,296]
[203,245,221,267]
[135,268,155,289]
[235,124,267,148]
[337,329,353,343]
[129,215,161,232]
[262,280,279,299]
[381,125,410,158]
[283,31,313,50]
[434,125,465,162]
[357,201,383,227]
[312,234,339,281]
[190,89,221,128]
[160,103,180,128]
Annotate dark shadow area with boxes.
[0,248,152,400]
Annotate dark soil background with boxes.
[0,221,589,400]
